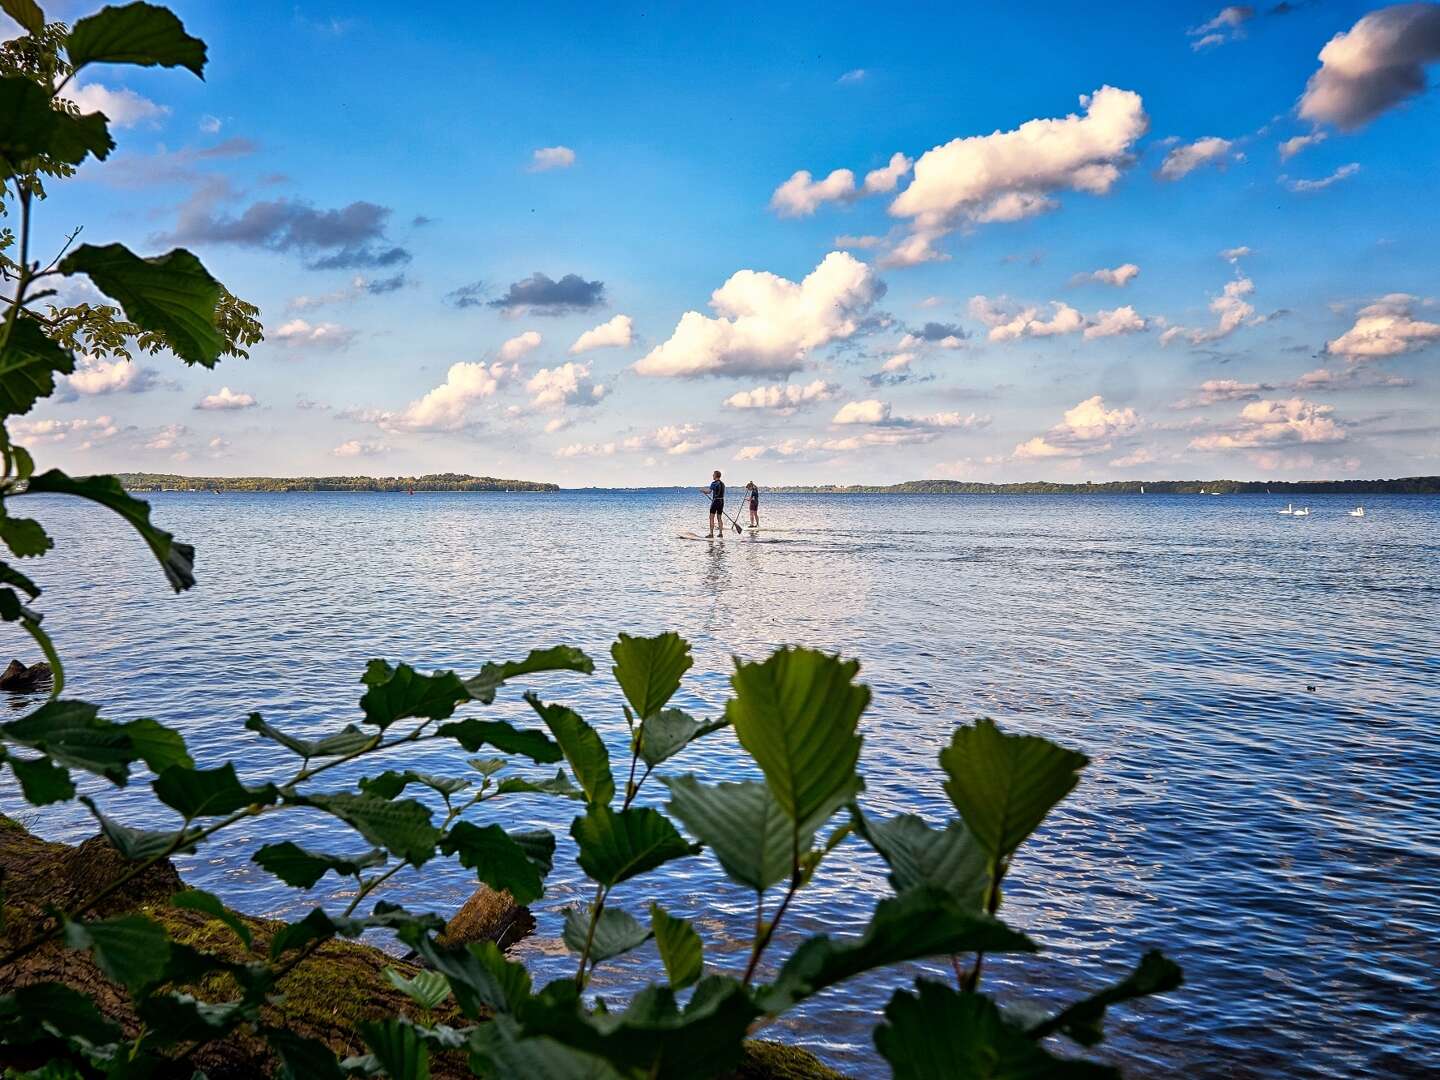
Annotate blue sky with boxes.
[14,0,1440,484]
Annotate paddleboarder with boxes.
[702,470,726,537]
[745,480,759,528]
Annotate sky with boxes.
[11,0,1440,485]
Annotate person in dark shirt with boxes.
[745,481,759,527]
[701,470,725,537]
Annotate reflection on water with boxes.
[4,490,1438,1077]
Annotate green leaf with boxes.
[876,981,1119,1080]
[650,903,703,990]
[360,660,469,729]
[464,644,594,704]
[153,762,278,818]
[120,717,193,771]
[58,244,224,367]
[1028,950,1183,1048]
[939,718,1089,862]
[0,560,39,598]
[526,694,614,806]
[851,808,988,906]
[611,631,692,719]
[2,699,134,782]
[294,792,438,865]
[0,316,76,419]
[437,717,561,763]
[562,904,651,964]
[638,708,729,768]
[0,981,124,1050]
[136,991,253,1046]
[664,774,856,893]
[63,913,170,993]
[510,828,558,878]
[726,647,868,824]
[252,841,386,889]
[0,77,113,171]
[1,0,45,35]
[468,1014,626,1080]
[359,1017,431,1080]
[21,470,195,591]
[268,903,444,959]
[81,795,198,859]
[399,932,532,1018]
[494,768,584,801]
[571,804,699,887]
[7,753,74,804]
[170,889,252,948]
[755,887,1035,1013]
[360,768,470,800]
[0,513,52,557]
[438,821,552,905]
[66,1,207,77]
[384,967,452,1012]
[245,713,375,758]
[265,1027,346,1080]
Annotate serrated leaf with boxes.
[119,717,193,771]
[726,647,868,825]
[2,699,133,782]
[153,762,278,818]
[1,0,44,35]
[464,644,595,704]
[438,821,550,905]
[0,981,123,1049]
[940,718,1088,861]
[1028,950,1183,1048]
[650,903,703,990]
[66,1,207,76]
[360,768,470,800]
[7,753,74,804]
[0,512,52,557]
[0,77,113,171]
[359,1017,430,1080]
[251,841,386,889]
[359,660,469,729]
[0,560,39,598]
[170,889,252,948]
[384,968,452,1012]
[59,244,224,366]
[876,980,1119,1080]
[294,792,438,865]
[563,905,651,964]
[63,913,170,993]
[136,991,253,1046]
[437,717,561,763]
[526,694,614,806]
[245,713,375,758]
[0,316,76,418]
[611,631,692,719]
[81,795,198,859]
[399,931,532,1018]
[21,469,195,590]
[851,808,988,906]
[469,1014,626,1080]
[638,708,729,768]
[755,887,1035,1013]
[494,768,584,800]
[269,903,444,959]
[572,804,698,887]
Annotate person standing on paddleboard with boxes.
[703,470,726,538]
[745,480,759,528]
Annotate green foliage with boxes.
[563,904,651,963]
[65,1,207,76]
[0,315,74,416]
[251,841,386,888]
[851,808,988,906]
[439,821,553,905]
[651,903,704,990]
[611,631,692,720]
[572,804,699,887]
[527,694,615,806]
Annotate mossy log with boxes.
[0,816,844,1078]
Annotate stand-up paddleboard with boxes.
[678,532,719,541]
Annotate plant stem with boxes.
[962,858,1007,992]
[575,883,609,986]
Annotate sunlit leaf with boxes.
[358,1017,430,1080]
[851,808,988,906]
[119,717,193,771]
[63,913,170,993]
[563,904,651,964]
[2,699,134,782]
[572,804,698,887]
[465,644,595,704]
[360,768,470,800]
[611,631,692,720]
[650,903,703,990]
[526,694,614,806]
[399,931,531,1018]
[384,968,452,1012]
[494,768,584,801]
[638,708,729,769]
[293,792,438,865]
[251,841,386,889]
[66,1,207,77]
[245,713,374,758]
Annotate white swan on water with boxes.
[1278,503,1295,515]
[1348,506,1365,517]
[1293,507,1311,517]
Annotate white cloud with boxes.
[769,167,858,216]
[1084,305,1147,338]
[862,152,912,194]
[1013,395,1140,459]
[1072,263,1140,287]
[831,398,990,434]
[530,145,576,171]
[723,379,838,412]
[199,114,222,134]
[1162,276,1259,345]
[1278,131,1327,160]
[376,360,515,433]
[144,424,189,450]
[1158,136,1235,180]
[556,441,618,458]
[970,296,1085,342]
[635,251,883,378]
[332,440,389,457]
[65,82,169,127]
[1298,4,1440,130]
[1189,398,1346,449]
[881,352,915,372]
[1282,162,1360,192]
[569,314,633,355]
[838,68,867,84]
[275,318,358,349]
[833,399,892,425]
[1220,245,1253,262]
[834,233,886,250]
[1326,293,1440,361]
[64,356,159,396]
[1172,378,1271,409]
[1188,6,1254,50]
[195,386,257,411]
[1111,447,1157,467]
[621,423,717,456]
[526,362,607,409]
[499,330,543,362]
[9,415,119,448]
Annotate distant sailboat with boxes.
[1348,506,1365,517]
[1140,485,1145,494]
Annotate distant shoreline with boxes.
[114,472,559,493]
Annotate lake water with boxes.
[5,489,1438,1077]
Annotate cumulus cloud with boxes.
[570,314,634,354]
[1158,136,1236,180]
[64,82,168,127]
[1172,378,1274,409]
[622,423,717,456]
[288,274,407,310]
[374,360,517,433]
[1220,245,1253,262]
[62,356,166,398]
[274,318,358,349]
[529,145,576,171]
[1013,395,1140,459]
[1298,3,1440,129]
[1072,263,1140,287]
[487,272,605,316]
[526,362,607,410]
[1326,293,1440,360]
[9,415,119,448]
[499,330,543,362]
[1282,162,1360,191]
[1278,130,1327,159]
[635,251,883,378]
[897,321,967,350]
[195,386,256,411]
[1161,276,1259,345]
[831,398,991,435]
[969,296,1086,342]
[1084,305,1147,338]
[555,441,618,458]
[332,440,389,457]
[769,153,915,217]
[1189,398,1346,449]
[863,153,913,194]
[723,379,839,412]
[1188,6,1255,49]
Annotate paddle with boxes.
[701,490,743,534]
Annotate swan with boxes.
[1278,503,1294,515]
[1348,506,1365,517]
[1293,507,1311,517]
